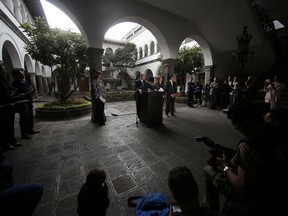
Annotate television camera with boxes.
[195,136,236,169]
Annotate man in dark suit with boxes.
[12,69,40,139]
[165,73,177,117]
[134,73,154,119]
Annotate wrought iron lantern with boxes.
[232,26,255,86]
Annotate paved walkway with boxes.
[4,100,242,216]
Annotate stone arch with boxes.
[179,35,213,67]
[135,71,141,80]
[105,47,113,55]
[144,44,148,57]
[39,0,88,45]
[150,41,155,55]
[35,62,41,75]
[41,65,46,77]
[35,62,43,95]
[1,38,22,69]
[24,54,34,73]
[104,17,170,59]
[144,69,154,82]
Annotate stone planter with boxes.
[35,106,92,119]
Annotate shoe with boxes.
[21,134,31,139]
[165,114,169,118]
[98,122,105,126]
[171,113,176,117]
[12,143,22,147]
[27,130,40,135]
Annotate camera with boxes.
[170,203,181,214]
[195,136,224,169]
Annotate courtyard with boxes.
[4,100,242,216]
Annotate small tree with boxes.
[156,54,165,77]
[102,43,137,89]
[20,17,88,103]
[174,46,204,94]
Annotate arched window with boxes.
[139,47,143,59]
[150,41,155,55]
[105,47,113,55]
[144,44,148,57]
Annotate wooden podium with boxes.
[139,91,164,127]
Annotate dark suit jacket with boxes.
[134,79,154,92]
[165,80,177,98]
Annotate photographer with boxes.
[168,166,221,216]
[202,101,287,215]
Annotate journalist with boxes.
[202,101,286,216]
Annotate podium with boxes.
[139,91,164,127]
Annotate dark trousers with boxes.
[95,98,105,125]
[165,96,175,115]
[18,104,34,135]
[0,106,17,149]
[187,92,194,107]
[134,92,140,119]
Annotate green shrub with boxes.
[37,99,91,110]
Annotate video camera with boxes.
[195,136,224,168]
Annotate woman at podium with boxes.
[155,75,166,92]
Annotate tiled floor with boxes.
[3,100,242,216]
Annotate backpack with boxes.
[128,192,170,216]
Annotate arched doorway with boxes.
[145,69,154,83]
[2,40,22,82]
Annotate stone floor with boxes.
[3,100,242,216]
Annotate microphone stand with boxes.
[127,88,141,127]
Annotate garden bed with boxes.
[35,99,92,119]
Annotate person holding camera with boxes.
[202,101,287,216]
[168,166,221,216]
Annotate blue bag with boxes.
[128,192,169,216]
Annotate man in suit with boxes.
[165,73,177,117]
[12,69,40,139]
[134,73,154,119]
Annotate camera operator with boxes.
[202,101,287,216]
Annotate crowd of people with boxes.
[2,66,287,215]
[74,100,288,216]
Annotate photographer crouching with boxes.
[202,101,287,216]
